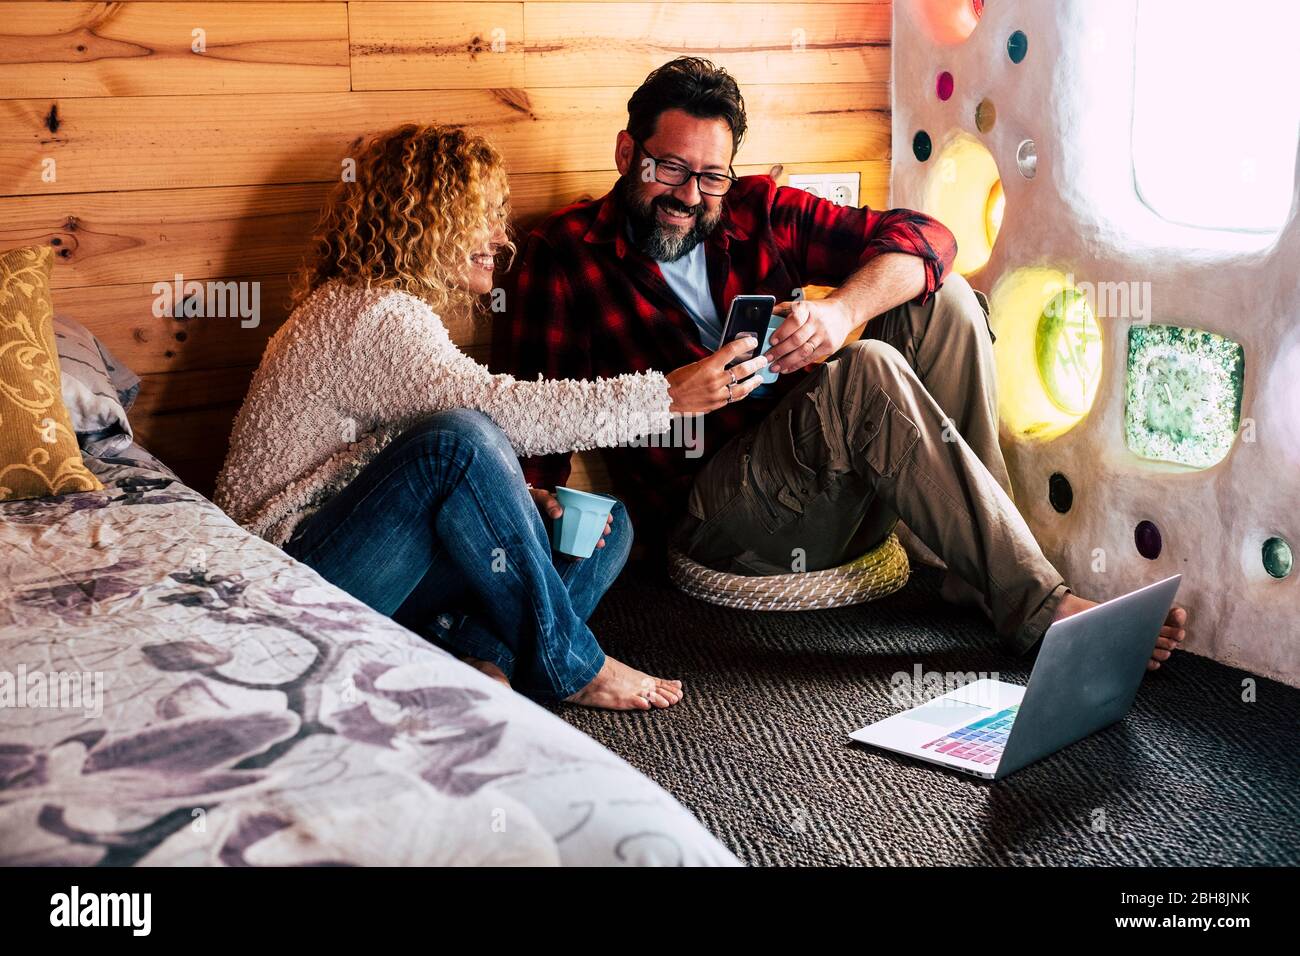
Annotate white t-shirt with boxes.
[628,220,722,350]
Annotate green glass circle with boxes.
[1263,536,1293,579]
[1035,289,1103,415]
[1008,31,1029,64]
[913,130,932,162]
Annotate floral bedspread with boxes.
[0,450,738,866]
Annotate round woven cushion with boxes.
[668,533,910,611]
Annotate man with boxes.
[493,57,1186,668]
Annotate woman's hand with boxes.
[666,336,769,414]
[528,486,613,559]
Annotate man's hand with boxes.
[528,486,613,559]
[765,298,856,374]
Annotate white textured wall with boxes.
[891,0,1300,686]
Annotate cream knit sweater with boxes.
[214,279,671,546]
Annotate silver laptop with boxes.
[850,575,1182,779]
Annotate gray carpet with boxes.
[550,567,1300,866]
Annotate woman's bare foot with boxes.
[459,656,511,689]
[564,656,684,711]
[1053,592,1189,671]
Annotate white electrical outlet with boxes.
[788,173,861,208]
[788,175,825,199]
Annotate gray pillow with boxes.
[99,334,140,412]
[53,314,139,456]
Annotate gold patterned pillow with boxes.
[0,245,103,500]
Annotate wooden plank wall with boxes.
[0,1,892,495]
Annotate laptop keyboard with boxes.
[920,704,1020,766]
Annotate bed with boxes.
[0,445,739,866]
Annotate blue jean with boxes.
[282,409,627,700]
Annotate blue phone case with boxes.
[723,296,780,384]
[756,318,782,384]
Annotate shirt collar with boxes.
[584,179,749,256]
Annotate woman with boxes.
[215,123,766,711]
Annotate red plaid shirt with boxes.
[490,174,956,546]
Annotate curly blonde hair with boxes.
[293,123,516,319]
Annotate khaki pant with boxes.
[672,273,1068,654]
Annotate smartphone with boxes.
[720,294,780,384]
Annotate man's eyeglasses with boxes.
[632,137,738,197]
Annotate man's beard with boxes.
[620,174,722,262]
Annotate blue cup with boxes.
[551,486,617,558]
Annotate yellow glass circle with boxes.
[922,133,1003,276]
[988,268,1104,440]
[985,179,1005,248]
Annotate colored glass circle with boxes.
[991,268,1099,439]
[1048,473,1073,514]
[913,130,933,162]
[921,134,1001,275]
[985,179,1005,248]
[916,0,983,45]
[1135,521,1163,560]
[1008,30,1029,63]
[1035,289,1103,416]
[975,98,996,133]
[1016,139,1038,179]
[1262,536,1293,579]
[936,71,955,101]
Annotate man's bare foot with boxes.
[564,656,684,711]
[1053,592,1189,671]
[459,656,511,689]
